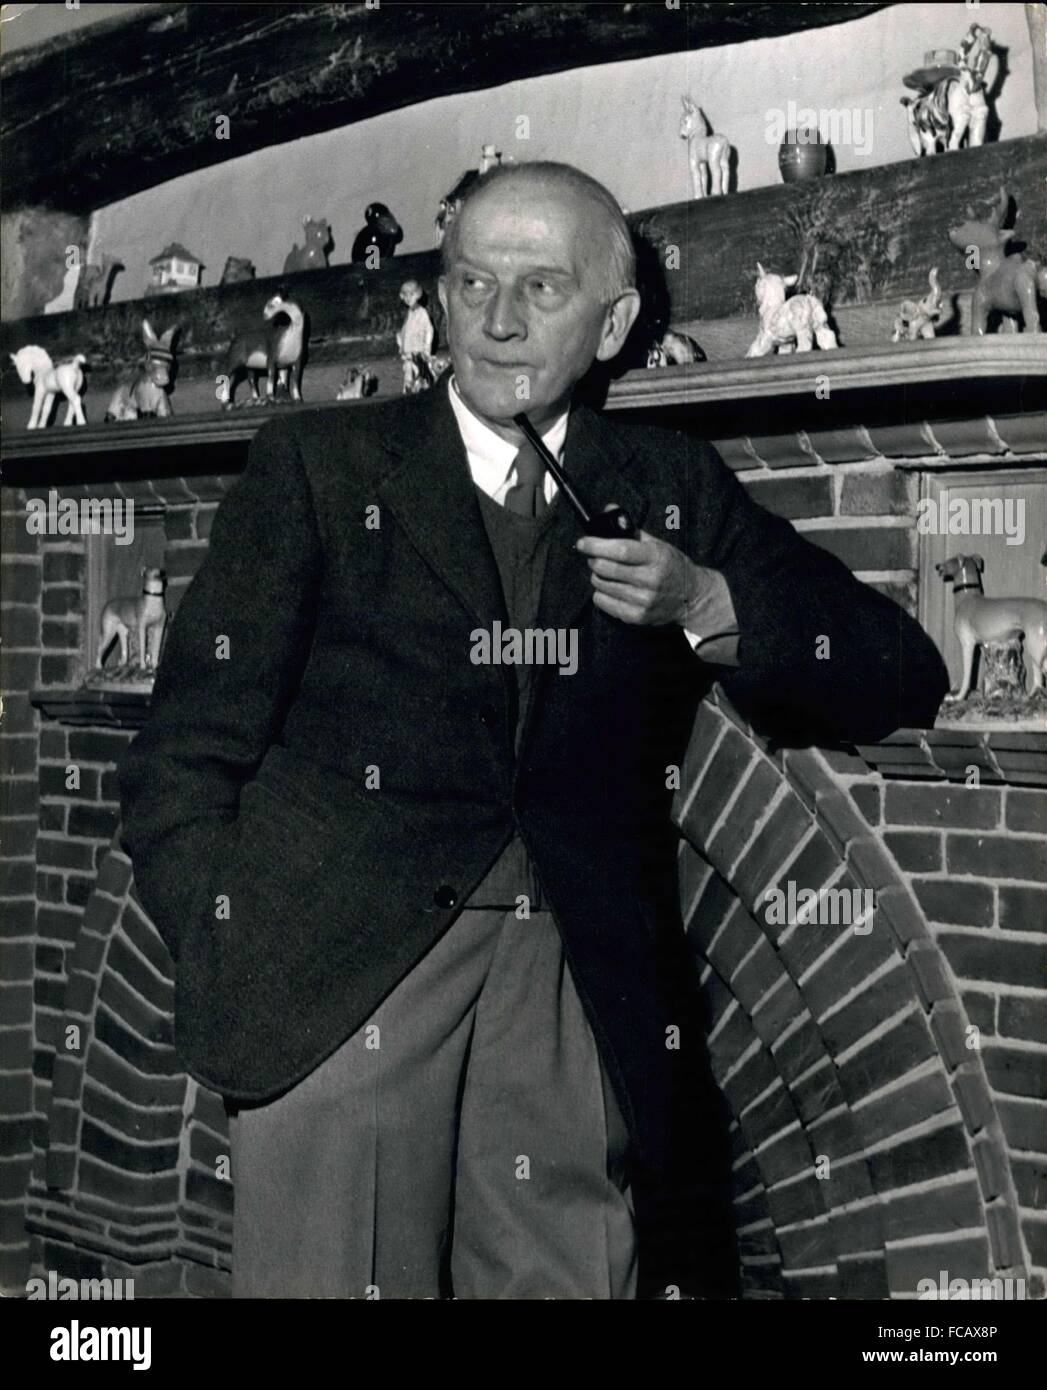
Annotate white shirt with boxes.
[446,373,707,654]
[447,372,564,506]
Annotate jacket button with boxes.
[434,884,458,909]
[479,704,497,728]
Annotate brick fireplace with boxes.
[1,360,1045,1299]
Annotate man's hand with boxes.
[575,525,699,623]
[576,510,740,664]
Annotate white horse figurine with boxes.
[746,264,838,356]
[679,96,730,199]
[10,346,87,428]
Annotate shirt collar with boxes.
[447,372,569,478]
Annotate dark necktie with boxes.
[504,438,549,518]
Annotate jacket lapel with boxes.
[376,384,509,634]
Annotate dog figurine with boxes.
[99,568,168,673]
[936,553,1047,701]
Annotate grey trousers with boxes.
[226,836,638,1299]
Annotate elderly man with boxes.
[119,161,948,1301]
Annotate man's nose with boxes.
[483,285,527,340]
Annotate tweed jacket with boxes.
[118,383,948,1200]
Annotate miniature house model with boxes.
[147,243,203,293]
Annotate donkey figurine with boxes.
[679,96,730,199]
[948,187,1047,335]
[105,321,179,421]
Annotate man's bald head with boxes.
[440,161,636,306]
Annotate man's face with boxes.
[438,180,639,437]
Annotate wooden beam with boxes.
[0,1,888,213]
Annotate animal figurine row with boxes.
[219,293,307,408]
[747,264,838,356]
[99,568,168,675]
[949,187,1046,335]
[937,553,1047,704]
[901,24,995,157]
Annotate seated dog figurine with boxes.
[936,553,1047,702]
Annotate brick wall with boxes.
[676,693,1045,1298]
[1,432,1044,1298]
[711,414,1046,619]
[0,476,232,1297]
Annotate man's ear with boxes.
[595,289,642,363]
[436,276,449,319]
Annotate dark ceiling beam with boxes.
[1,1,889,213]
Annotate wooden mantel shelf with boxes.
[2,338,1044,480]
[606,337,1047,410]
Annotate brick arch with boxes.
[30,830,231,1299]
[681,847,888,1297]
[675,692,1029,1298]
